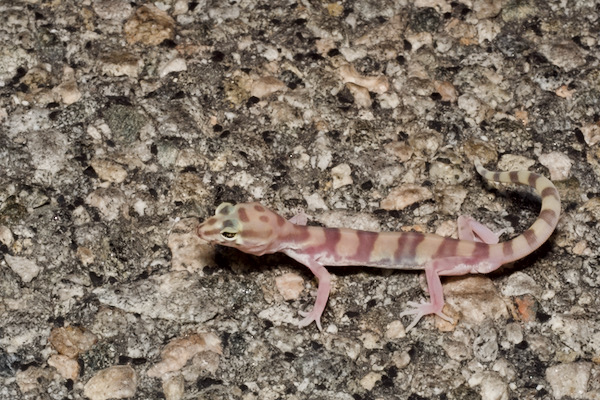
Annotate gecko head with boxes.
[196,202,288,256]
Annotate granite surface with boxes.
[1,0,600,399]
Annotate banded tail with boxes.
[476,160,561,265]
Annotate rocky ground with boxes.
[1,0,600,399]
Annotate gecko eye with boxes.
[220,230,237,240]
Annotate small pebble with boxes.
[84,365,138,400]
[4,255,41,283]
[275,273,304,300]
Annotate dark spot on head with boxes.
[238,207,249,222]
[259,215,269,223]
[206,217,217,225]
[219,205,232,215]
[254,204,265,212]
[223,219,236,228]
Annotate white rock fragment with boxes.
[163,375,185,400]
[133,199,147,216]
[331,163,353,189]
[90,159,128,183]
[16,367,53,394]
[168,218,215,273]
[501,271,541,297]
[86,188,127,221]
[339,46,367,62]
[316,38,336,56]
[538,152,572,181]
[27,130,68,176]
[4,255,41,283]
[159,57,187,78]
[100,52,143,78]
[261,45,280,61]
[53,67,81,105]
[275,273,304,300]
[380,185,433,211]
[385,141,413,162]
[339,64,389,94]
[378,92,400,109]
[497,154,535,172]
[50,326,98,358]
[72,205,92,225]
[0,225,14,246]
[345,82,372,108]
[505,322,523,344]
[172,0,189,16]
[440,186,468,214]
[290,146,310,169]
[317,211,381,232]
[405,32,433,51]
[414,0,451,13]
[545,362,592,399]
[539,40,587,72]
[258,304,299,327]
[359,372,382,391]
[147,333,222,378]
[48,354,79,381]
[477,20,501,43]
[479,373,509,400]
[251,76,286,99]
[434,80,458,102]
[94,272,219,323]
[208,5,240,21]
[124,4,175,45]
[444,276,509,324]
[385,320,406,340]
[580,123,600,146]
[473,0,505,18]
[93,0,133,20]
[303,193,328,211]
[473,325,499,362]
[458,94,488,124]
[84,365,138,400]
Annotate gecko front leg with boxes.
[284,253,331,331]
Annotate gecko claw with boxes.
[400,300,454,331]
[298,309,323,331]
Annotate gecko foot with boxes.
[298,309,323,331]
[400,300,454,332]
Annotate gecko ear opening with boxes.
[215,202,234,215]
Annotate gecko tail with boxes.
[475,161,561,264]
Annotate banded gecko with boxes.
[197,161,560,331]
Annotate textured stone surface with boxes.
[1,1,599,399]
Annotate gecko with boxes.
[196,161,560,331]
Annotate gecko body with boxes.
[197,161,560,331]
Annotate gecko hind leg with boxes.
[457,215,502,244]
[400,262,454,331]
